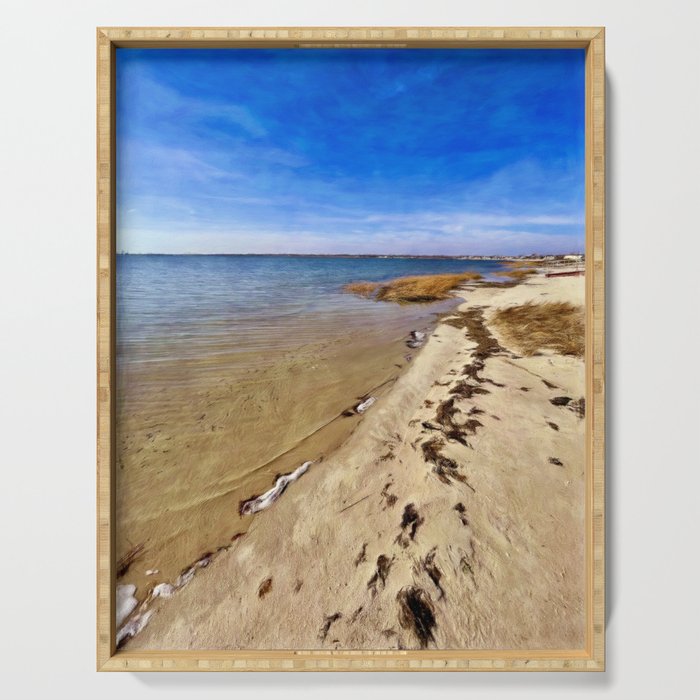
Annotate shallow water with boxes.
[117,255,506,367]
[114,255,507,599]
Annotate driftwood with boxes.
[239,461,312,516]
[406,330,426,349]
[355,396,376,413]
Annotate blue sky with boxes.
[116,48,585,255]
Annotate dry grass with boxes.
[343,281,379,298]
[492,260,542,283]
[343,272,482,303]
[506,260,542,268]
[495,268,539,281]
[492,301,584,357]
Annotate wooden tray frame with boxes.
[97,26,605,672]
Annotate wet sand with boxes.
[116,299,455,603]
[121,269,587,651]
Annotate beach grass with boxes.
[505,260,542,268]
[495,268,539,281]
[344,272,483,303]
[491,260,542,282]
[492,301,584,357]
[343,281,380,298]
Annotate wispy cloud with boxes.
[116,48,585,255]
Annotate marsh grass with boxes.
[343,281,379,298]
[495,268,539,281]
[506,260,542,268]
[343,272,482,303]
[492,301,584,357]
[492,260,542,282]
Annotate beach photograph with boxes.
[114,47,587,651]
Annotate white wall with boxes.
[1,1,698,697]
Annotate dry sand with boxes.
[122,270,586,651]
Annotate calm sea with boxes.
[116,255,507,366]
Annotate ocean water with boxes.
[116,255,507,366]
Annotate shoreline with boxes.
[120,265,586,650]
[115,291,459,614]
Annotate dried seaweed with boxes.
[257,577,273,599]
[396,587,437,649]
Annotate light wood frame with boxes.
[97,26,605,672]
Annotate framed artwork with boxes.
[97,27,605,671]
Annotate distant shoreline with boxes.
[116,252,585,260]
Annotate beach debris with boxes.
[421,437,475,490]
[547,421,560,431]
[116,609,153,649]
[569,397,586,418]
[294,579,304,593]
[549,457,564,467]
[454,503,469,526]
[550,395,585,418]
[355,396,376,413]
[176,552,214,589]
[542,378,559,389]
[116,549,219,647]
[460,555,475,580]
[175,566,196,588]
[258,577,273,599]
[396,586,437,649]
[145,569,159,576]
[339,494,371,514]
[422,438,457,478]
[449,380,489,400]
[239,461,312,516]
[354,543,368,567]
[395,503,424,548]
[435,398,470,447]
[381,482,398,509]
[442,397,483,445]
[406,330,426,349]
[116,543,144,578]
[196,552,213,568]
[152,582,175,599]
[550,396,572,406]
[116,584,138,626]
[318,612,342,642]
[367,554,394,596]
[349,606,364,624]
[444,307,505,356]
[419,548,445,600]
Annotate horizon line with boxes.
[116,252,584,258]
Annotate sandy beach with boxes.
[119,266,586,651]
